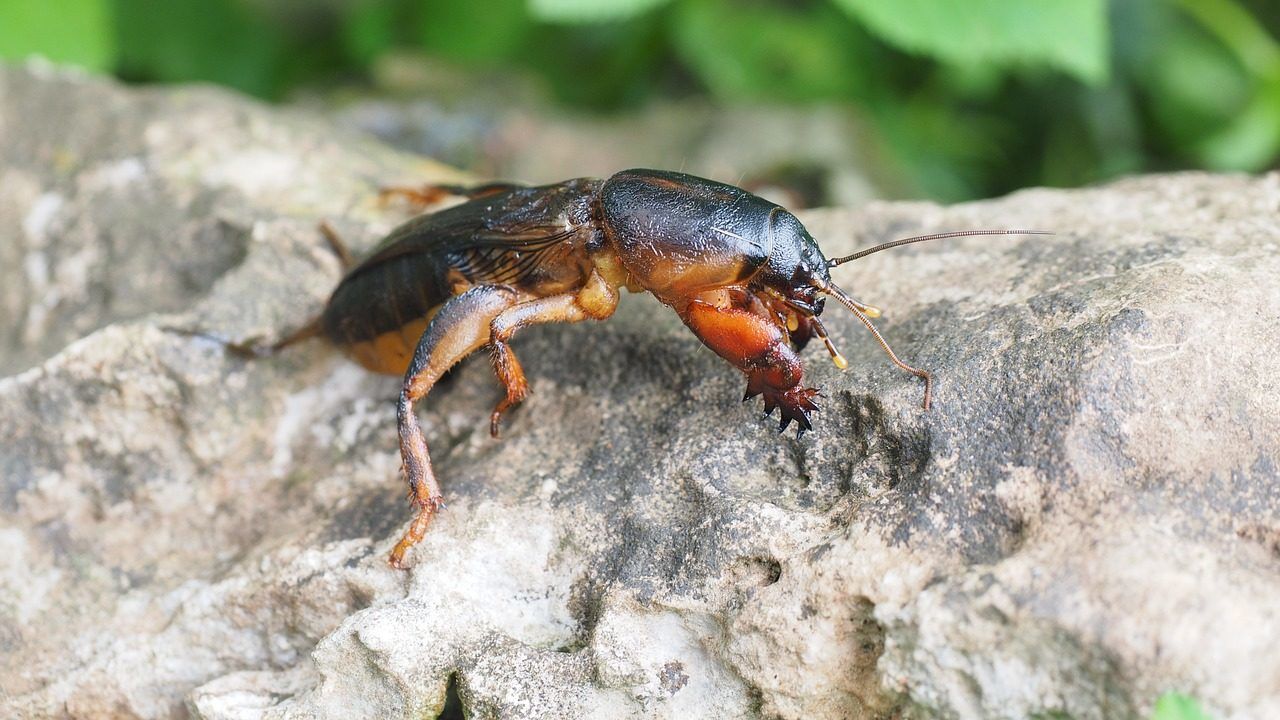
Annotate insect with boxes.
[303,169,1040,568]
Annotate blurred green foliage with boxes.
[1151,691,1213,720]
[1,0,1277,201]
[0,0,114,71]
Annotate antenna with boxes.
[827,229,1052,267]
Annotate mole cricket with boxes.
[281,169,1042,567]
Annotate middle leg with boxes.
[487,271,620,437]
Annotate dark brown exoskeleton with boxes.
[311,169,1041,567]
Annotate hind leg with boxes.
[390,285,521,568]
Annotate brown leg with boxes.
[676,291,819,434]
[379,181,524,211]
[486,271,619,437]
[390,285,521,568]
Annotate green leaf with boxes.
[529,0,674,24]
[867,94,1001,201]
[1140,14,1251,152]
[528,17,665,108]
[343,0,399,67]
[0,0,115,71]
[1198,80,1280,170]
[670,0,870,102]
[113,0,285,98]
[1174,0,1280,80]
[419,0,530,63]
[1152,692,1213,720]
[831,0,1109,84]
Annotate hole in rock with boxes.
[731,556,782,588]
[437,671,465,720]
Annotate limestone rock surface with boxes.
[2,64,1279,720]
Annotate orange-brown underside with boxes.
[346,316,431,376]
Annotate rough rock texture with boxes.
[2,63,1279,720]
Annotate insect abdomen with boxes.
[321,178,601,376]
[323,251,453,375]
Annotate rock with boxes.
[2,63,1279,720]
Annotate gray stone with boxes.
[2,63,1278,720]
